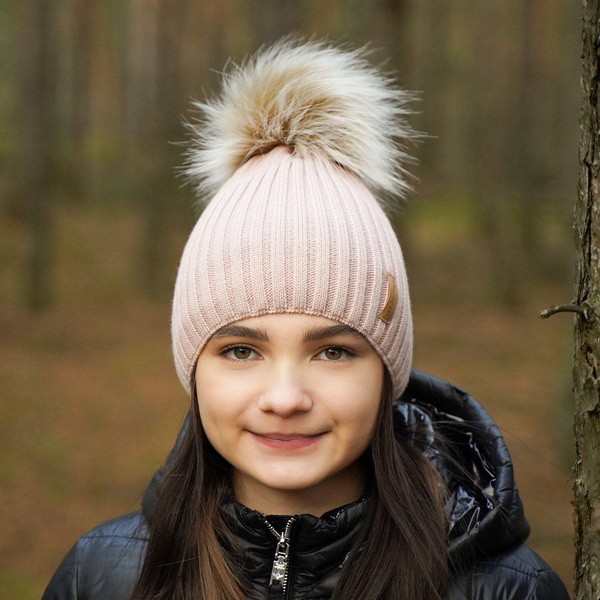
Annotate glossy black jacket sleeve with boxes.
[41,543,79,600]
[447,544,570,600]
[41,513,145,600]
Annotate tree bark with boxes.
[573,1,600,598]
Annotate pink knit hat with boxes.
[172,40,418,399]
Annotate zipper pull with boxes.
[269,532,290,588]
[265,516,296,598]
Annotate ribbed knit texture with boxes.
[171,146,412,399]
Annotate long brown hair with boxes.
[131,369,448,600]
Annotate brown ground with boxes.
[0,203,574,598]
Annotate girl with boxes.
[42,39,569,600]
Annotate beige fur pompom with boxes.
[184,39,420,208]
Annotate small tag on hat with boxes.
[378,274,398,324]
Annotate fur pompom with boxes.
[184,39,420,207]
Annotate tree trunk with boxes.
[573,2,600,598]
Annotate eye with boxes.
[316,347,355,361]
[220,345,257,361]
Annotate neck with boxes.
[233,462,367,517]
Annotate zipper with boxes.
[264,516,296,598]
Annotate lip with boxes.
[250,432,325,450]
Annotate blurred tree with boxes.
[248,0,302,44]
[369,0,414,252]
[69,0,96,198]
[573,1,600,599]
[126,0,160,297]
[19,0,58,310]
[464,0,522,305]
[125,0,186,298]
[205,0,229,89]
[378,0,409,68]
[415,0,453,178]
[338,0,377,44]
[142,0,184,297]
[512,0,544,255]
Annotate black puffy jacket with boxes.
[42,372,570,599]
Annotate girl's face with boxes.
[195,313,384,516]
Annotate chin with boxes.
[260,475,322,493]
[252,464,332,491]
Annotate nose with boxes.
[256,364,313,417]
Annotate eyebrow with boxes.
[302,324,365,343]
[211,325,269,342]
[210,323,365,343]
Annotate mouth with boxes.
[250,432,325,450]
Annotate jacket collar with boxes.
[219,497,369,598]
[220,495,369,554]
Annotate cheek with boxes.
[331,388,381,445]
[195,367,249,421]
[196,387,239,444]
[197,400,242,465]
[354,399,380,441]
[332,367,382,426]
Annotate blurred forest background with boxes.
[0,0,581,597]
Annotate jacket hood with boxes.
[142,370,529,567]
[398,371,530,565]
